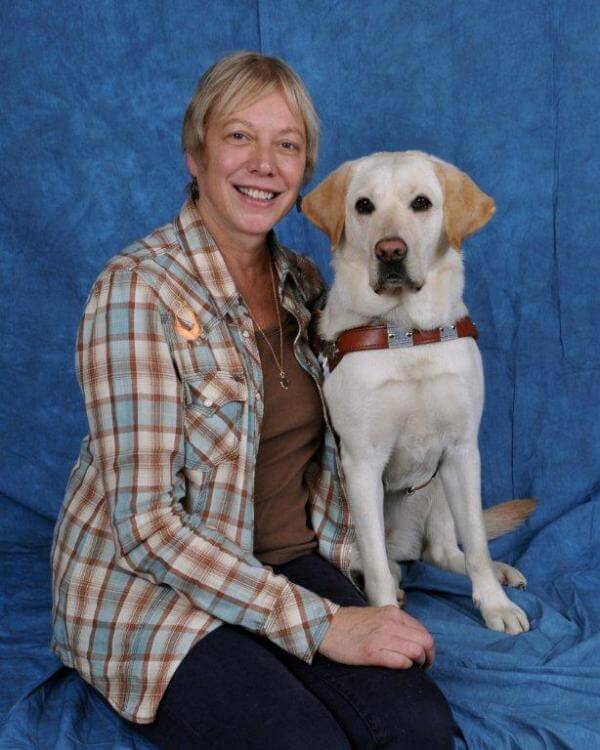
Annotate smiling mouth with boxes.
[373,266,424,294]
[234,185,280,202]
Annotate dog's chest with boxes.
[383,373,470,489]
[324,344,481,477]
[390,372,469,442]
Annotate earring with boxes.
[190,177,199,202]
[295,194,303,213]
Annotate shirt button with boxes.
[203,399,213,407]
[255,393,262,401]
[242,330,251,339]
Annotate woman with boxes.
[50,51,460,748]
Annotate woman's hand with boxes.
[318,605,435,669]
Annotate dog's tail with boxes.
[482,498,537,540]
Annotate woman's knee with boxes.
[252,702,352,750]
[380,667,456,750]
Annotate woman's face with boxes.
[186,89,307,247]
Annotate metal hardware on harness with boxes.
[402,461,441,495]
[387,323,461,349]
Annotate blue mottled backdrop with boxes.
[1,1,599,748]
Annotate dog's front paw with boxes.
[479,600,530,634]
[492,561,527,589]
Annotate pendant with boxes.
[279,372,289,390]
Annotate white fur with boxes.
[320,151,529,633]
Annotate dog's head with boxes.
[302,151,496,296]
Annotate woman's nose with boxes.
[247,143,275,175]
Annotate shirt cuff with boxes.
[261,582,341,663]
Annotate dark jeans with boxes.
[122,552,462,749]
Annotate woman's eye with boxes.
[281,141,299,151]
[411,195,432,212]
[355,197,375,214]
[228,131,248,141]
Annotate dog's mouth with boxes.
[373,262,423,295]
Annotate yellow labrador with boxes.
[303,151,534,633]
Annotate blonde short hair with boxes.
[181,51,319,185]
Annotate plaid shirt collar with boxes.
[174,197,305,320]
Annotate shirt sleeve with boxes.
[76,267,340,663]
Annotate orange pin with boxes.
[173,300,202,341]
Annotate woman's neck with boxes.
[194,200,280,329]
[195,199,271,295]
[195,196,268,274]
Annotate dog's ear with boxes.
[302,162,354,249]
[432,161,496,251]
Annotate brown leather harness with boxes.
[313,315,479,373]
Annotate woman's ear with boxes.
[302,162,354,250]
[185,148,208,176]
[432,160,496,251]
[185,150,197,177]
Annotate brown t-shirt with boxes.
[253,311,322,565]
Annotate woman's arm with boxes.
[76,267,339,663]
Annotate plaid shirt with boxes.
[50,197,358,724]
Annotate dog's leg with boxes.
[424,533,528,589]
[423,486,528,588]
[421,478,469,574]
[386,558,406,606]
[349,545,406,605]
[383,490,432,604]
[342,451,398,607]
[439,446,530,633]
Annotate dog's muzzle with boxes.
[373,237,422,294]
[375,237,408,263]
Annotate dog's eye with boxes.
[355,197,375,215]
[411,195,432,212]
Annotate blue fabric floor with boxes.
[2,497,600,748]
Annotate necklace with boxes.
[239,257,289,390]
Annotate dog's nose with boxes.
[374,237,408,263]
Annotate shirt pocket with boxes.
[183,370,247,469]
